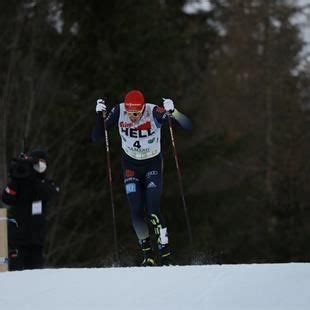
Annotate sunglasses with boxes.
[126,110,142,117]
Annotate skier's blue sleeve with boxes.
[92,105,120,141]
[153,106,165,125]
[153,106,184,129]
[152,106,192,130]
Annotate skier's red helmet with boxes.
[124,90,145,112]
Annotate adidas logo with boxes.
[147,182,157,188]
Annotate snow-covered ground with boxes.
[0,263,309,310]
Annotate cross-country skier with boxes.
[92,89,189,266]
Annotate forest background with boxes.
[1,0,310,267]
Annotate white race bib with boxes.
[118,103,162,160]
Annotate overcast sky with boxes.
[297,0,310,46]
[292,0,310,67]
[184,0,310,65]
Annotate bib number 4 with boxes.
[133,140,141,149]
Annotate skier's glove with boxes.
[96,99,107,114]
[163,98,174,113]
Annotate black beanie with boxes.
[29,149,48,162]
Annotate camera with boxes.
[9,154,37,179]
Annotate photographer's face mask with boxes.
[33,159,47,173]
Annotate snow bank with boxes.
[0,263,309,310]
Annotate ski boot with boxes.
[139,237,156,267]
[159,244,173,266]
[149,214,173,266]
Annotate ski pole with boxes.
[168,116,193,246]
[102,111,120,265]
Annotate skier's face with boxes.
[127,110,142,123]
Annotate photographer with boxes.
[1,149,59,271]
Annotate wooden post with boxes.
[0,208,8,272]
